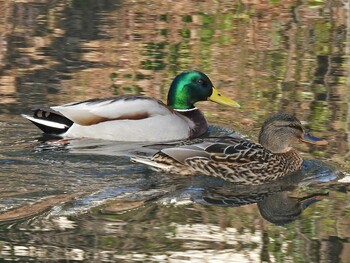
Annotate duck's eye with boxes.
[289,123,304,132]
[197,79,204,85]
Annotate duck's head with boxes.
[167,70,240,110]
[258,113,328,153]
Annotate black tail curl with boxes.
[28,108,73,135]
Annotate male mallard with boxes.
[132,113,328,185]
[22,70,239,142]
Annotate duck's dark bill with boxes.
[209,88,240,108]
[300,194,327,209]
[301,133,328,145]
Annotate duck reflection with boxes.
[32,124,237,157]
[257,192,327,226]
[184,159,338,225]
[99,158,339,226]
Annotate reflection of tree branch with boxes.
[345,0,350,158]
[260,230,271,263]
[284,23,297,83]
[295,220,313,262]
[0,192,87,223]
[324,1,333,102]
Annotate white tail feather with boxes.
[21,114,68,130]
[131,157,172,172]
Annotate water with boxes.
[1,1,350,262]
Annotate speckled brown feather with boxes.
[133,113,327,185]
[152,139,303,185]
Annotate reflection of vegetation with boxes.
[1,0,350,260]
[218,14,235,45]
[199,15,215,71]
[141,42,168,70]
[179,28,190,38]
[200,15,215,43]
[67,188,347,261]
[182,15,192,23]
[310,101,330,130]
[312,22,332,54]
[71,0,88,8]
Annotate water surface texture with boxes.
[1,1,350,262]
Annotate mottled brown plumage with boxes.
[133,113,328,185]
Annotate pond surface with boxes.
[1,1,350,262]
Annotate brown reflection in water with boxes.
[0,191,348,262]
[0,1,349,262]
[0,1,348,163]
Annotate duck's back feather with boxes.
[52,95,171,126]
[147,138,303,184]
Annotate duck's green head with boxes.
[167,70,240,110]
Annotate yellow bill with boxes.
[208,87,240,108]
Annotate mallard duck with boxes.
[22,70,239,142]
[132,113,328,185]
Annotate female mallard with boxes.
[132,113,328,185]
[22,70,239,142]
